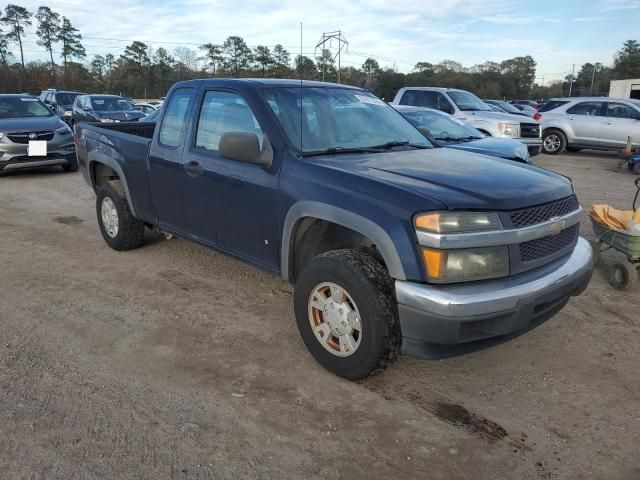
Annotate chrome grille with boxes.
[7,131,55,144]
[509,196,580,228]
[519,224,579,263]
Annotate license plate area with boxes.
[28,140,47,157]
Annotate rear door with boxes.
[599,101,640,148]
[564,101,605,146]
[148,87,196,231]
[180,88,280,270]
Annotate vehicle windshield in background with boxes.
[91,97,135,112]
[57,93,81,105]
[0,97,53,119]
[448,91,493,112]
[403,110,484,141]
[494,101,522,114]
[262,87,432,154]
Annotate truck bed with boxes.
[89,121,156,139]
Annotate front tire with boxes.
[96,181,145,251]
[294,249,401,380]
[542,129,567,155]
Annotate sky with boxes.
[5,0,640,83]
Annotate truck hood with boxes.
[444,138,530,163]
[308,148,572,210]
[0,115,64,133]
[459,110,536,124]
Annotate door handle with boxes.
[185,161,204,177]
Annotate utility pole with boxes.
[568,64,576,97]
[314,31,349,83]
[590,64,597,95]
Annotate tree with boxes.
[121,41,150,66]
[612,40,640,79]
[295,55,316,80]
[414,61,434,74]
[222,35,252,76]
[174,46,199,71]
[199,43,223,75]
[1,4,31,68]
[500,55,536,97]
[315,49,335,81]
[0,34,12,65]
[35,6,60,78]
[362,58,381,78]
[271,44,291,77]
[57,17,85,67]
[253,45,273,77]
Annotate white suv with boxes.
[537,97,640,154]
[392,87,542,156]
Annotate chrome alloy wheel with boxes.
[308,282,362,357]
[101,197,119,238]
[543,134,561,152]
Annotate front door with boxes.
[564,101,604,146]
[180,89,280,271]
[599,102,640,148]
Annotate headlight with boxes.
[99,118,119,123]
[422,246,509,283]
[64,110,72,117]
[497,122,519,138]
[415,211,502,233]
[56,125,72,135]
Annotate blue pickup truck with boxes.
[76,79,593,380]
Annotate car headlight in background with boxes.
[415,211,502,233]
[64,110,72,117]
[421,246,509,283]
[99,118,119,123]
[0,133,4,140]
[497,122,519,138]
[415,211,509,283]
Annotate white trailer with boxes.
[609,79,640,100]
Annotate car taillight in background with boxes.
[533,112,542,121]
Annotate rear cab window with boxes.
[158,88,195,148]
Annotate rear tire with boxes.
[293,249,401,380]
[96,181,145,251]
[542,129,567,155]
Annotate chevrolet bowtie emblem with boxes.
[549,216,565,235]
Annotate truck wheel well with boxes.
[289,218,386,283]
[92,163,120,189]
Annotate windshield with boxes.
[0,96,53,119]
[91,97,134,112]
[56,92,81,105]
[448,91,493,112]
[262,87,431,154]
[403,110,483,141]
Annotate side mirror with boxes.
[219,132,273,167]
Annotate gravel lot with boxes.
[1,151,639,480]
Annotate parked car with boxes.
[513,104,538,117]
[0,94,77,175]
[393,87,542,156]
[39,89,84,124]
[76,79,592,380]
[511,99,541,109]
[537,97,640,154]
[394,105,532,163]
[133,103,158,115]
[484,99,530,117]
[140,105,162,123]
[71,95,145,129]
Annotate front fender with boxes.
[281,201,407,282]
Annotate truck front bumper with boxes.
[520,138,542,157]
[396,237,593,358]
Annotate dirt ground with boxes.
[0,151,639,480]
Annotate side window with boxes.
[400,91,437,108]
[605,102,639,119]
[566,102,603,116]
[538,100,569,112]
[158,88,194,148]
[195,91,263,152]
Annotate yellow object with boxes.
[591,204,640,231]
[422,248,445,279]
[415,213,441,232]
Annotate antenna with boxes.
[299,22,303,155]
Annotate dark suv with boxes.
[71,95,145,128]
[39,89,84,124]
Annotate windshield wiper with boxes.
[366,140,430,150]
[435,136,463,142]
[302,146,379,158]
